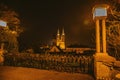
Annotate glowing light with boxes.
[95,8,107,16]
[116,74,120,79]
[93,4,109,19]
[83,20,90,25]
[11,31,17,35]
[0,20,7,27]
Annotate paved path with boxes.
[0,66,94,80]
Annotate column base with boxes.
[94,53,116,80]
[94,53,116,62]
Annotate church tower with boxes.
[56,28,65,49]
[56,29,60,46]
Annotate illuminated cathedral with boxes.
[49,28,94,53]
[56,28,65,49]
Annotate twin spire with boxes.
[56,28,65,49]
[57,28,65,36]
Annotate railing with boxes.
[4,53,94,75]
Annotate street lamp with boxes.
[0,20,7,50]
[0,20,7,63]
[0,20,7,27]
[92,4,116,80]
[93,4,109,54]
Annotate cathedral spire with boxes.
[57,28,60,35]
[61,28,65,42]
[62,28,65,35]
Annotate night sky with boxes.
[0,0,110,50]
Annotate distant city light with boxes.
[0,20,7,27]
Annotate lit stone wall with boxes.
[96,62,111,79]
[94,53,116,79]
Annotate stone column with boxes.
[96,19,100,53]
[102,19,107,53]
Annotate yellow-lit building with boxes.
[56,28,65,50]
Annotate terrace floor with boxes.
[0,66,94,80]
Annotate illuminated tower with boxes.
[56,28,65,49]
[56,29,60,46]
[60,28,65,49]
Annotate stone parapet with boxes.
[94,53,116,80]
[94,53,116,62]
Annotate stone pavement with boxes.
[0,66,94,80]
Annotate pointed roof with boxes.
[57,28,60,35]
[49,45,63,52]
[62,28,65,35]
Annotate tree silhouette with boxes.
[106,0,120,60]
[0,4,23,53]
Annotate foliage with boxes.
[0,4,23,34]
[106,0,120,60]
[0,4,22,53]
